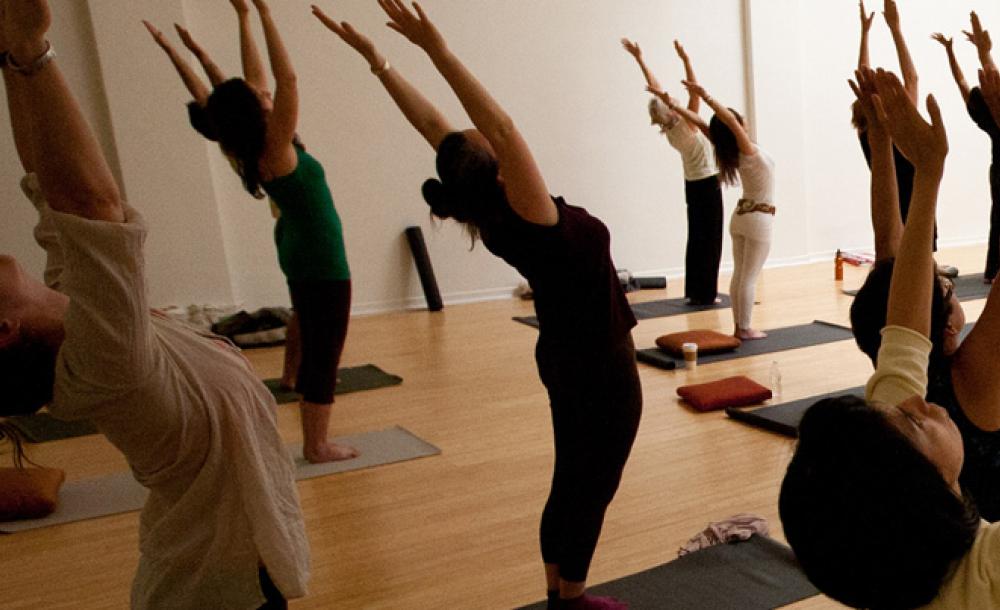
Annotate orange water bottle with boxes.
[835,249,844,281]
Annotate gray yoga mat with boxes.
[516,535,818,610]
[844,273,992,301]
[0,426,439,533]
[265,364,403,404]
[637,321,854,370]
[8,413,97,444]
[513,295,731,328]
[727,387,865,438]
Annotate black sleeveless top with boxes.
[481,197,636,346]
[928,367,1000,521]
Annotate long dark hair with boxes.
[187,101,219,142]
[421,132,507,246]
[708,110,744,186]
[206,79,268,199]
[780,396,979,609]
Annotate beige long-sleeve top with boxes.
[24,175,309,609]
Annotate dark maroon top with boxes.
[482,196,636,346]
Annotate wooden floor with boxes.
[1,245,991,609]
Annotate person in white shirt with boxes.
[0,2,308,607]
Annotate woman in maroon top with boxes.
[314,2,642,608]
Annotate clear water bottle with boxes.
[769,361,782,401]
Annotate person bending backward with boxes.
[852,62,1000,525]
[142,0,307,406]
[782,68,1000,609]
[0,1,307,608]
[313,3,642,609]
[621,38,723,305]
[680,80,774,340]
[934,11,1000,282]
[187,0,357,464]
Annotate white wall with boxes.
[1,1,996,313]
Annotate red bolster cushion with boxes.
[656,330,741,356]
[0,467,65,521]
[677,376,773,412]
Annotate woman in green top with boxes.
[201,0,356,463]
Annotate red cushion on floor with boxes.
[0,467,65,521]
[656,330,741,356]
[677,376,773,412]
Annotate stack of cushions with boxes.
[656,330,742,355]
[0,467,65,521]
[677,376,773,412]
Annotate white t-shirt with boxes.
[738,146,775,203]
[663,121,718,182]
[26,175,309,610]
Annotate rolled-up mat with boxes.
[265,364,403,404]
[515,535,818,610]
[637,321,854,370]
[513,294,731,328]
[726,387,865,437]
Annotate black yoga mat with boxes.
[727,387,865,438]
[8,413,97,444]
[265,364,403,405]
[513,294,731,328]
[516,535,818,610]
[637,321,854,370]
[844,273,993,301]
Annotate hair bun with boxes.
[422,178,455,219]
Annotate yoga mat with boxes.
[513,295,732,328]
[0,426,439,533]
[844,273,993,301]
[8,413,97,443]
[727,387,865,438]
[265,364,403,404]
[516,535,818,610]
[637,321,854,370]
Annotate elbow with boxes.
[483,113,517,150]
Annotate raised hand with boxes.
[646,85,674,107]
[964,11,992,53]
[621,38,641,59]
[312,5,379,64]
[378,0,445,53]
[931,32,953,51]
[174,24,201,53]
[860,0,875,33]
[872,69,947,172]
[883,0,900,31]
[4,0,51,58]
[849,67,886,139]
[674,39,688,61]
[142,20,172,50]
[681,79,707,100]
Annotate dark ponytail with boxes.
[206,79,268,199]
[708,110,744,187]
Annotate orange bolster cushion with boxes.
[0,467,65,521]
[655,330,742,356]
[677,376,773,412]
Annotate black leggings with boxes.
[683,176,724,303]
[288,279,352,404]
[535,333,643,582]
[987,163,1000,280]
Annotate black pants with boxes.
[535,333,643,582]
[987,163,1000,280]
[287,279,352,404]
[257,568,287,609]
[684,176,724,303]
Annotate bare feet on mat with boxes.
[304,441,359,463]
[736,328,768,340]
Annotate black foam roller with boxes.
[405,226,444,311]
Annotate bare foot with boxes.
[737,329,768,340]
[304,442,359,464]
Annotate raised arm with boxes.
[683,80,755,155]
[883,0,918,104]
[648,86,709,136]
[851,68,901,261]
[932,33,970,104]
[858,0,875,71]
[379,0,556,226]
[142,20,212,106]
[674,40,700,113]
[964,12,997,73]
[312,5,453,149]
[174,24,226,88]
[231,0,267,91]
[621,38,662,92]
[952,66,1000,431]
[3,17,34,174]
[872,69,945,336]
[4,0,123,222]
[251,0,297,164]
